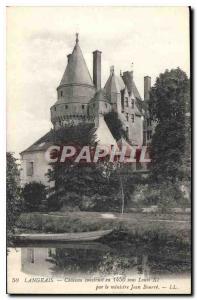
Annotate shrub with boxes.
[22,181,46,212]
[7,152,23,244]
[133,182,190,209]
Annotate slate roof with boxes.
[104,71,125,97]
[94,89,109,102]
[122,71,142,100]
[20,131,55,154]
[59,39,94,88]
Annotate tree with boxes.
[22,181,46,212]
[104,111,128,141]
[7,152,22,244]
[149,68,190,183]
[47,123,122,212]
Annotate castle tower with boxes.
[50,33,96,129]
[104,66,125,114]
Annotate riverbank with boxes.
[15,211,191,244]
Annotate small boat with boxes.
[14,229,113,243]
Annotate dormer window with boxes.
[131,99,134,109]
[60,91,63,97]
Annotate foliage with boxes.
[6,152,23,243]
[51,123,96,146]
[47,123,128,212]
[149,68,190,183]
[133,182,189,209]
[22,181,46,212]
[104,111,128,141]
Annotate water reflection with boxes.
[19,240,191,277]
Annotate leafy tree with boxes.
[7,152,22,244]
[47,123,123,211]
[149,68,190,183]
[133,182,189,208]
[104,111,128,141]
[22,181,46,212]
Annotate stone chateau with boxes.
[20,34,154,186]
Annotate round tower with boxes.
[51,34,95,129]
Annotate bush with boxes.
[133,182,190,210]
[7,152,23,244]
[22,181,46,212]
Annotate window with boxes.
[147,130,152,140]
[131,114,134,123]
[54,106,56,111]
[147,118,152,126]
[48,249,53,258]
[131,99,134,109]
[30,249,34,263]
[126,126,129,138]
[82,105,85,109]
[65,105,68,109]
[27,248,34,264]
[121,100,124,112]
[60,91,63,97]
[125,97,129,107]
[121,91,124,112]
[126,113,129,121]
[143,131,146,145]
[27,162,34,176]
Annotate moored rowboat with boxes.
[14,229,113,242]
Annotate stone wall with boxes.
[20,151,51,187]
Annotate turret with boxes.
[50,34,95,129]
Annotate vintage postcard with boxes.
[6,6,191,295]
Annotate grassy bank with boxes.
[16,211,191,244]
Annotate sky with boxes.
[6,6,190,157]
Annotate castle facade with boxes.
[20,34,154,186]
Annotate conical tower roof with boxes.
[59,33,94,88]
[104,66,125,97]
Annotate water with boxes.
[9,239,191,278]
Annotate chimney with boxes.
[67,54,71,63]
[122,71,133,95]
[144,76,151,100]
[93,50,102,90]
